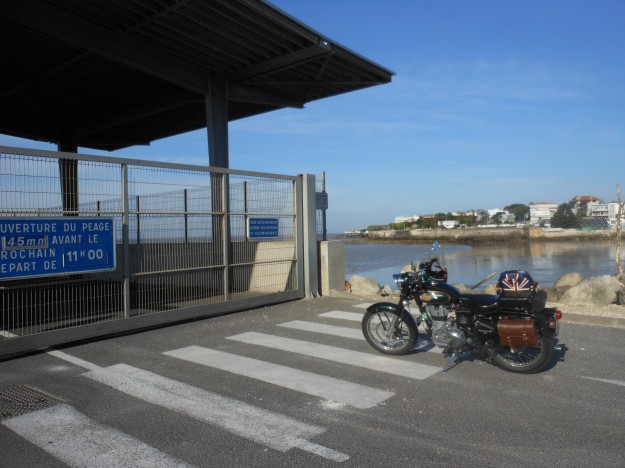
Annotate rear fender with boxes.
[366,302,418,329]
[532,307,559,337]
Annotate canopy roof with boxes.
[1,0,393,152]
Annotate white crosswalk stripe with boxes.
[319,310,363,321]
[9,302,448,464]
[280,319,442,353]
[164,346,394,409]
[279,320,363,339]
[83,363,349,462]
[227,332,440,380]
[2,404,193,468]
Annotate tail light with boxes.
[555,309,562,320]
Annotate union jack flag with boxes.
[499,271,533,292]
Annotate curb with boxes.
[561,312,625,329]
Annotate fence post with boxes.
[121,163,131,318]
[321,171,327,241]
[136,195,140,245]
[302,174,318,297]
[184,189,188,243]
[222,173,231,300]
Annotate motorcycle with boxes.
[361,241,562,373]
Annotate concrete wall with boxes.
[366,227,622,243]
[319,241,345,296]
[368,227,526,242]
[123,241,296,293]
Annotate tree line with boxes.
[375,202,600,231]
[382,204,530,231]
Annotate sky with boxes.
[2,0,625,232]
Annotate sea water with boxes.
[343,239,620,289]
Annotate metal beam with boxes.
[206,74,229,168]
[229,83,304,109]
[2,0,209,95]
[74,91,202,140]
[233,44,333,82]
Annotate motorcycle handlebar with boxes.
[420,257,438,269]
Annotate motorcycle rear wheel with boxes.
[490,334,553,373]
[362,309,417,355]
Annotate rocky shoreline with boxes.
[343,226,623,244]
[345,271,625,322]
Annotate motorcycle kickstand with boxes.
[442,351,457,373]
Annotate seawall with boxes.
[363,227,621,243]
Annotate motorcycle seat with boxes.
[459,293,533,314]
[458,293,501,314]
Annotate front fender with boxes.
[366,302,418,329]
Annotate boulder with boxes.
[542,287,568,302]
[380,284,394,296]
[484,284,498,295]
[348,275,382,296]
[453,284,471,294]
[553,272,584,288]
[560,275,622,305]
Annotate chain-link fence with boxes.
[1,146,306,356]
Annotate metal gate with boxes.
[0,145,311,358]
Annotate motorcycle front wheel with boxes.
[490,334,553,373]
[362,309,417,355]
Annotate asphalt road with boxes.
[1,296,624,467]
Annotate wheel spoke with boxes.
[367,315,409,350]
[493,332,551,372]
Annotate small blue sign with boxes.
[0,218,116,280]
[247,218,279,240]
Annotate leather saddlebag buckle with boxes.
[497,319,539,347]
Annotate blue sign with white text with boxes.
[247,218,279,240]
[0,218,116,280]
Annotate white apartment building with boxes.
[394,215,420,224]
[438,220,460,229]
[608,202,625,226]
[588,203,609,217]
[529,202,558,225]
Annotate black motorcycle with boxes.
[361,242,562,373]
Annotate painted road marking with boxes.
[2,404,192,467]
[320,311,363,321]
[582,377,625,387]
[83,363,348,462]
[46,349,102,371]
[164,346,394,409]
[317,313,442,353]
[227,332,440,380]
[279,320,363,340]
[353,303,372,309]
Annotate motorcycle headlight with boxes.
[393,272,413,288]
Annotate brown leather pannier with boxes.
[497,319,539,347]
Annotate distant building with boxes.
[394,215,420,224]
[466,209,487,222]
[529,202,558,225]
[500,213,516,223]
[438,220,459,229]
[487,208,515,224]
[608,202,625,227]
[588,203,608,217]
[571,195,602,216]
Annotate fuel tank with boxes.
[415,281,461,305]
